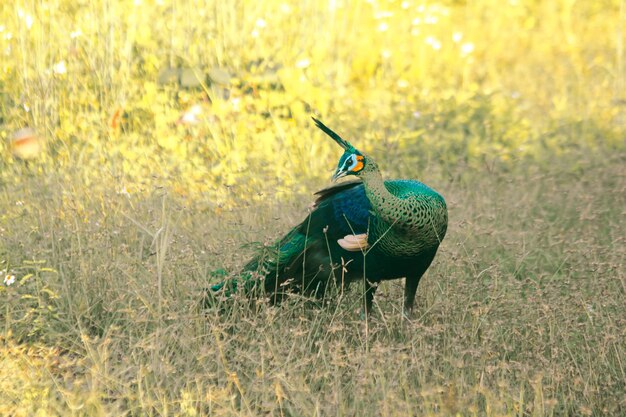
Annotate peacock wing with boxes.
[298,179,373,242]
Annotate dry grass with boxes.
[1,151,624,416]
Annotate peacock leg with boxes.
[403,275,421,317]
[404,251,437,316]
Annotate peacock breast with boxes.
[371,180,448,258]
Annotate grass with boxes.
[1,151,624,416]
[1,0,625,415]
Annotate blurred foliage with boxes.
[0,0,624,206]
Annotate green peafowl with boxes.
[209,117,448,316]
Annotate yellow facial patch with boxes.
[352,155,364,172]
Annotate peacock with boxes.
[209,117,448,316]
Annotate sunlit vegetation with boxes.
[1,0,625,415]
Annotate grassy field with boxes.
[1,0,625,416]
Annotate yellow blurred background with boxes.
[0,0,623,202]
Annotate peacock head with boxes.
[312,117,367,181]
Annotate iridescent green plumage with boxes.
[210,118,448,316]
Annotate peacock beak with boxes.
[332,169,347,182]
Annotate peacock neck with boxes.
[359,158,396,222]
